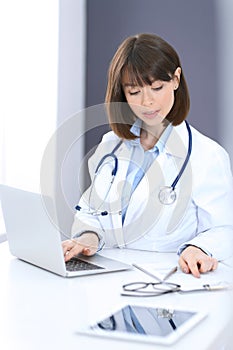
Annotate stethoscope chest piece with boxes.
[158,186,176,205]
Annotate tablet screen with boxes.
[87,304,206,344]
[92,305,195,336]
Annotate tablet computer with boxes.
[77,303,207,345]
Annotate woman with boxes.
[62,33,233,277]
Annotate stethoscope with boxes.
[158,120,192,205]
[76,121,192,215]
[75,140,123,216]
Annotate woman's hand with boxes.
[62,232,99,262]
[178,245,218,278]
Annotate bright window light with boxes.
[0,1,59,233]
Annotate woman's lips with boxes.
[142,110,160,119]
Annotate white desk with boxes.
[0,241,232,350]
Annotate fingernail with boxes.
[183,268,188,273]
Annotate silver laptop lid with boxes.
[0,185,131,277]
[0,185,68,276]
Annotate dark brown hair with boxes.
[105,33,190,139]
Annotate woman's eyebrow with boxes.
[122,79,160,88]
[122,82,138,88]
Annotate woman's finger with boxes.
[178,255,190,274]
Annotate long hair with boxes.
[105,33,190,139]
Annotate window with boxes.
[0,1,59,233]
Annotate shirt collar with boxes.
[130,118,142,137]
[126,118,173,154]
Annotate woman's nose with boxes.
[141,90,153,106]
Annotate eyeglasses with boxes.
[121,281,231,297]
[122,281,180,297]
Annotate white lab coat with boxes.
[72,121,233,261]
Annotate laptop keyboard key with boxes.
[66,257,104,272]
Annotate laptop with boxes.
[0,184,131,277]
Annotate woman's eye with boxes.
[129,91,140,96]
[152,85,163,91]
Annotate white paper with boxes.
[134,262,233,291]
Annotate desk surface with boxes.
[0,241,233,350]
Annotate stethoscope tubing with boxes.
[95,140,123,176]
[76,121,192,213]
[171,120,192,190]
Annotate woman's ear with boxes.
[173,67,181,89]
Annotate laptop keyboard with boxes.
[66,257,104,272]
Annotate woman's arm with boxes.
[63,132,121,260]
[178,140,233,261]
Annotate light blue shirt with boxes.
[121,119,172,223]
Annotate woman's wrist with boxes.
[75,232,99,255]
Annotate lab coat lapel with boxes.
[123,125,188,232]
[100,142,133,247]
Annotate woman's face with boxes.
[122,67,181,129]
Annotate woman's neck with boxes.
[140,121,168,151]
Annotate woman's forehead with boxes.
[121,68,158,87]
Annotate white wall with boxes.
[52,0,86,238]
[57,0,86,196]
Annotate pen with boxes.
[132,263,177,282]
[162,266,178,281]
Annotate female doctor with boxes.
[62,33,233,277]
